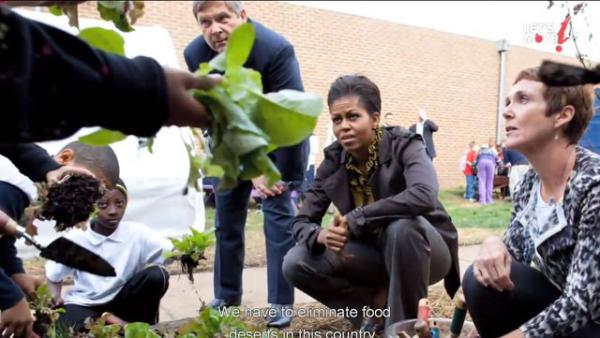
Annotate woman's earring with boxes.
[554,132,559,141]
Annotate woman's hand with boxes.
[316,214,349,253]
[472,236,514,292]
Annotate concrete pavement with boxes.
[158,245,481,321]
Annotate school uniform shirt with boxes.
[45,221,173,306]
[503,146,600,337]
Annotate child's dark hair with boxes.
[327,75,381,115]
[60,142,120,186]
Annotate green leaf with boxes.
[208,52,226,72]
[146,137,154,154]
[225,23,255,70]
[98,0,126,9]
[190,23,320,191]
[164,227,215,261]
[240,148,281,186]
[225,67,262,106]
[252,90,323,146]
[124,322,161,338]
[77,27,125,56]
[97,1,134,32]
[79,129,127,146]
[184,142,203,190]
[48,6,63,16]
[198,62,213,76]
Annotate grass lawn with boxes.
[439,187,512,229]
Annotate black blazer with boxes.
[409,120,438,158]
[184,19,308,182]
[293,126,460,297]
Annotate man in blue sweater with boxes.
[502,147,530,198]
[184,1,307,328]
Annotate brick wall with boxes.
[76,1,583,187]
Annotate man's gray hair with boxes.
[192,1,243,19]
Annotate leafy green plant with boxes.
[49,1,144,33]
[163,228,215,282]
[176,306,246,338]
[96,0,145,32]
[191,23,322,190]
[84,316,122,338]
[28,283,65,338]
[60,15,321,192]
[123,322,162,338]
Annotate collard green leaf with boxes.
[78,129,127,146]
[163,227,215,261]
[124,323,161,338]
[198,62,213,76]
[239,148,281,186]
[48,6,63,16]
[225,67,262,109]
[146,137,154,154]
[250,90,322,147]
[97,1,134,32]
[190,23,321,190]
[225,23,255,70]
[97,0,126,9]
[208,52,226,72]
[184,142,203,190]
[77,27,125,56]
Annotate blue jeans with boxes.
[214,180,295,305]
[465,175,475,200]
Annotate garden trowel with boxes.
[0,218,116,277]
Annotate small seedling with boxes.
[28,283,65,338]
[163,228,215,282]
[176,304,246,338]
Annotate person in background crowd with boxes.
[409,109,439,160]
[463,141,478,202]
[476,144,497,205]
[503,147,530,199]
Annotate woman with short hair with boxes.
[463,67,600,338]
[282,75,460,332]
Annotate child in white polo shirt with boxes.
[46,179,172,331]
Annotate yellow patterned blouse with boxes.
[345,128,382,208]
